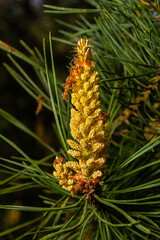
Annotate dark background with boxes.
[0,0,91,237]
[0,0,90,158]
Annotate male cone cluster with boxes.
[53,39,109,196]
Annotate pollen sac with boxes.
[53,38,110,196]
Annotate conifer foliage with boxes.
[0,0,160,239]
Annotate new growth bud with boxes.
[53,39,110,196]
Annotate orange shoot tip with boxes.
[0,40,16,52]
[140,0,150,6]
